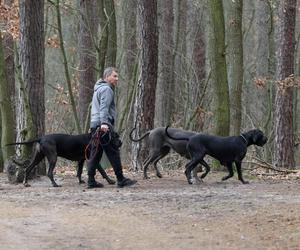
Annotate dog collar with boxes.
[240,134,248,144]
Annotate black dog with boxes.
[165,126,268,184]
[7,133,115,187]
[130,127,202,182]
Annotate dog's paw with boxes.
[23,182,31,187]
[186,178,193,184]
[185,170,193,184]
[192,177,203,185]
[107,179,116,185]
[156,173,163,178]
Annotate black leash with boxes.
[85,128,111,161]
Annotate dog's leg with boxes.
[235,161,249,184]
[192,165,203,184]
[47,160,60,187]
[23,151,44,187]
[153,160,163,178]
[222,163,234,181]
[97,165,116,185]
[44,150,60,187]
[199,160,210,179]
[142,155,152,179]
[185,146,206,184]
[142,151,163,179]
[152,148,170,178]
[184,159,201,184]
[77,160,85,184]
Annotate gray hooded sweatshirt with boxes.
[90,80,116,128]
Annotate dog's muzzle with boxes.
[258,136,268,146]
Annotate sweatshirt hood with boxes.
[94,80,114,91]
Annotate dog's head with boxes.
[245,129,268,147]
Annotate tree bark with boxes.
[155,0,174,127]
[0,0,15,172]
[226,0,243,135]
[186,1,206,131]
[132,0,158,170]
[0,111,3,170]
[254,0,274,133]
[0,33,15,171]
[78,0,98,128]
[19,0,46,175]
[104,0,117,68]
[55,0,81,133]
[273,0,296,169]
[117,0,138,163]
[207,0,230,136]
[97,0,108,77]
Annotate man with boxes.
[87,67,137,188]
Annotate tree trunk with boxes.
[294,0,300,137]
[104,0,117,68]
[97,0,108,77]
[117,0,138,163]
[132,0,158,170]
[186,1,206,131]
[174,0,188,127]
[226,0,243,135]
[0,33,15,170]
[0,0,15,172]
[55,0,81,133]
[19,0,46,175]
[0,111,3,170]
[155,0,174,127]
[78,0,98,128]
[207,0,230,136]
[273,0,296,169]
[254,0,275,130]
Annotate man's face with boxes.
[106,71,118,86]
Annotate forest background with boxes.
[0,0,299,179]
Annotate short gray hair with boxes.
[103,67,117,79]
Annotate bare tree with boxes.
[78,0,98,130]
[225,0,243,135]
[155,0,174,126]
[254,0,275,133]
[207,0,230,136]
[0,33,15,171]
[19,0,46,174]
[0,0,15,171]
[132,0,158,170]
[117,0,138,162]
[54,0,81,133]
[97,0,108,77]
[104,0,117,68]
[186,1,206,131]
[273,0,296,169]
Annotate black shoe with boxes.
[87,181,104,189]
[117,178,137,188]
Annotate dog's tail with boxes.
[165,125,189,141]
[6,139,40,146]
[129,127,151,142]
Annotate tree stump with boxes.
[5,157,30,184]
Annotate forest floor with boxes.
[0,167,300,250]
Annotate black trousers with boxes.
[87,128,124,182]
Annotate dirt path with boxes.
[1,170,300,250]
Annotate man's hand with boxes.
[100,124,109,132]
